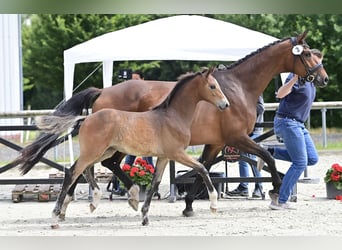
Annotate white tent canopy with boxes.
[64,15,280,100]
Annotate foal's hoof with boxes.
[58,214,66,221]
[89,203,96,213]
[182,209,194,217]
[210,206,217,213]
[142,218,149,226]
[127,185,139,211]
[128,198,139,211]
[51,224,60,229]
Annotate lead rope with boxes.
[54,62,102,110]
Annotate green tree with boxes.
[22,14,342,128]
[212,14,342,127]
[22,14,115,109]
[22,14,167,109]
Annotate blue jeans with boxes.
[273,116,318,204]
[238,131,263,190]
[125,155,155,168]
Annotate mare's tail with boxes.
[14,87,101,175]
[53,87,102,116]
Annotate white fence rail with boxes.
[1,101,342,148]
[264,101,342,148]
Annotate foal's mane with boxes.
[152,71,202,110]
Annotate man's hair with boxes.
[133,70,144,79]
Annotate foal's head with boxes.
[198,67,230,110]
[290,31,329,88]
[153,67,229,111]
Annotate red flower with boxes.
[145,164,153,171]
[332,163,342,173]
[130,167,139,177]
[325,163,342,191]
[122,164,131,171]
[121,157,154,189]
[135,158,146,166]
[331,171,341,182]
[335,195,342,200]
[148,166,155,174]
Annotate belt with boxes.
[276,114,304,123]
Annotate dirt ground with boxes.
[1,150,342,236]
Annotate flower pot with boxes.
[326,182,342,199]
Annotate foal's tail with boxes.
[35,115,85,134]
[13,87,101,175]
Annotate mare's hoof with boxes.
[51,224,60,229]
[182,209,194,217]
[268,190,279,204]
[89,203,96,213]
[154,192,161,200]
[58,214,66,221]
[128,198,139,211]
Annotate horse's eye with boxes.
[304,51,311,57]
[209,85,216,90]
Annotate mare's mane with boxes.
[223,37,292,70]
[152,71,202,110]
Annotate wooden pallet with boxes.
[49,172,65,179]
[50,171,113,183]
[11,184,62,203]
[95,171,113,183]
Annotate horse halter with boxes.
[291,37,323,83]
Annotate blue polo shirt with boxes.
[276,73,316,123]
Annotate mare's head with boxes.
[290,31,329,88]
[197,67,230,110]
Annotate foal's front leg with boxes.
[183,144,222,217]
[58,168,102,220]
[58,175,80,221]
[141,157,169,226]
[197,162,218,212]
[51,168,75,229]
[178,154,218,213]
[51,162,83,229]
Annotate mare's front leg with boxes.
[235,136,282,195]
[254,143,282,203]
[141,157,169,226]
[183,144,222,217]
[101,151,140,211]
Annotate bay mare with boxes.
[11,31,328,220]
[35,68,229,227]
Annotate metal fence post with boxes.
[321,107,327,148]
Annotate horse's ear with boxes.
[297,30,308,44]
[202,66,214,78]
[207,66,215,76]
